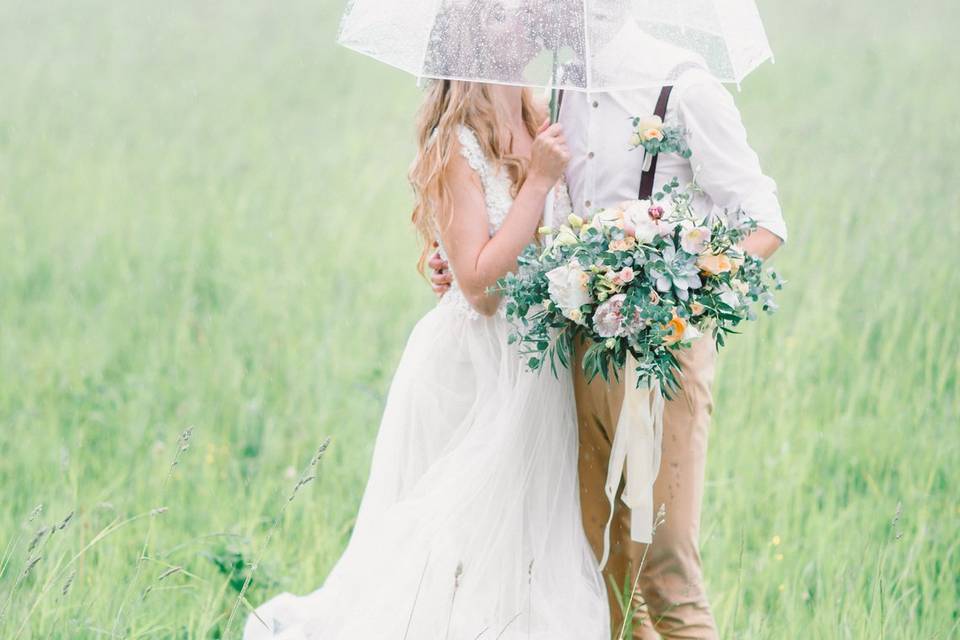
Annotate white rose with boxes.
[633,219,660,244]
[680,223,712,255]
[546,262,592,323]
[622,199,678,242]
[622,199,652,228]
[591,207,625,230]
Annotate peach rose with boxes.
[635,116,664,142]
[696,252,733,276]
[608,236,637,252]
[662,312,687,346]
[643,127,664,142]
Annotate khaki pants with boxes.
[574,337,718,640]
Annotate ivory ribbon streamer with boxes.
[641,150,654,173]
[597,353,665,571]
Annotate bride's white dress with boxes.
[244,127,609,640]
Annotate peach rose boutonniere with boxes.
[628,114,692,170]
[630,115,666,145]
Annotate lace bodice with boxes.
[437,126,572,320]
[435,127,513,319]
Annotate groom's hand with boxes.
[428,243,452,297]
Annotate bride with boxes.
[245,79,609,639]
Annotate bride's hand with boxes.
[527,120,569,191]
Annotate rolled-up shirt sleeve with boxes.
[676,75,788,242]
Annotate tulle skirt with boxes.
[244,298,609,640]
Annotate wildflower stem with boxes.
[223,437,331,636]
[12,510,163,639]
[111,427,192,635]
[616,505,666,640]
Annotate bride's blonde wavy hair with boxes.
[409,80,542,273]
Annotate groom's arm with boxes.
[740,228,782,260]
[677,73,787,260]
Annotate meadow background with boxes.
[1,0,958,638]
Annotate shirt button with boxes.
[585,200,592,208]
[592,100,599,108]
[587,151,595,159]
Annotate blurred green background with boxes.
[1,1,957,637]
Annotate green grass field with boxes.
[1,1,958,637]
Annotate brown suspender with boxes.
[556,84,673,201]
[638,84,673,200]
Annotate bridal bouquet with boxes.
[497,179,785,396]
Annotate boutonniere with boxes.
[628,116,691,170]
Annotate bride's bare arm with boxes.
[437,123,569,316]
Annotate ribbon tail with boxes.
[598,385,630,571]
[597,355,666,570]
[642,151,654,172]
[622,381,655,545]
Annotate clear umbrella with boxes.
[338,0,773,111]
[338,0,774,563]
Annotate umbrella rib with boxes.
[418,0,447,83]
[711,0,739,85]
[580,0,592,89]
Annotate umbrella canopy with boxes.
[337,0,773,92]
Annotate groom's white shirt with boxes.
[557,22,787,243]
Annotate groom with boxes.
[430,17,786,640]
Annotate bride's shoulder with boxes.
[454,125,481,150]
[453,126,489,177]
[426,124,479,149]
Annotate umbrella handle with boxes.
[548,88,560,123]
[547,47,560,123]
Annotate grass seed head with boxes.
[158,566,182,581]
[60,570,76,599]
[20,555,42,579]
[27,504,44,523]
[27,526,49,553]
